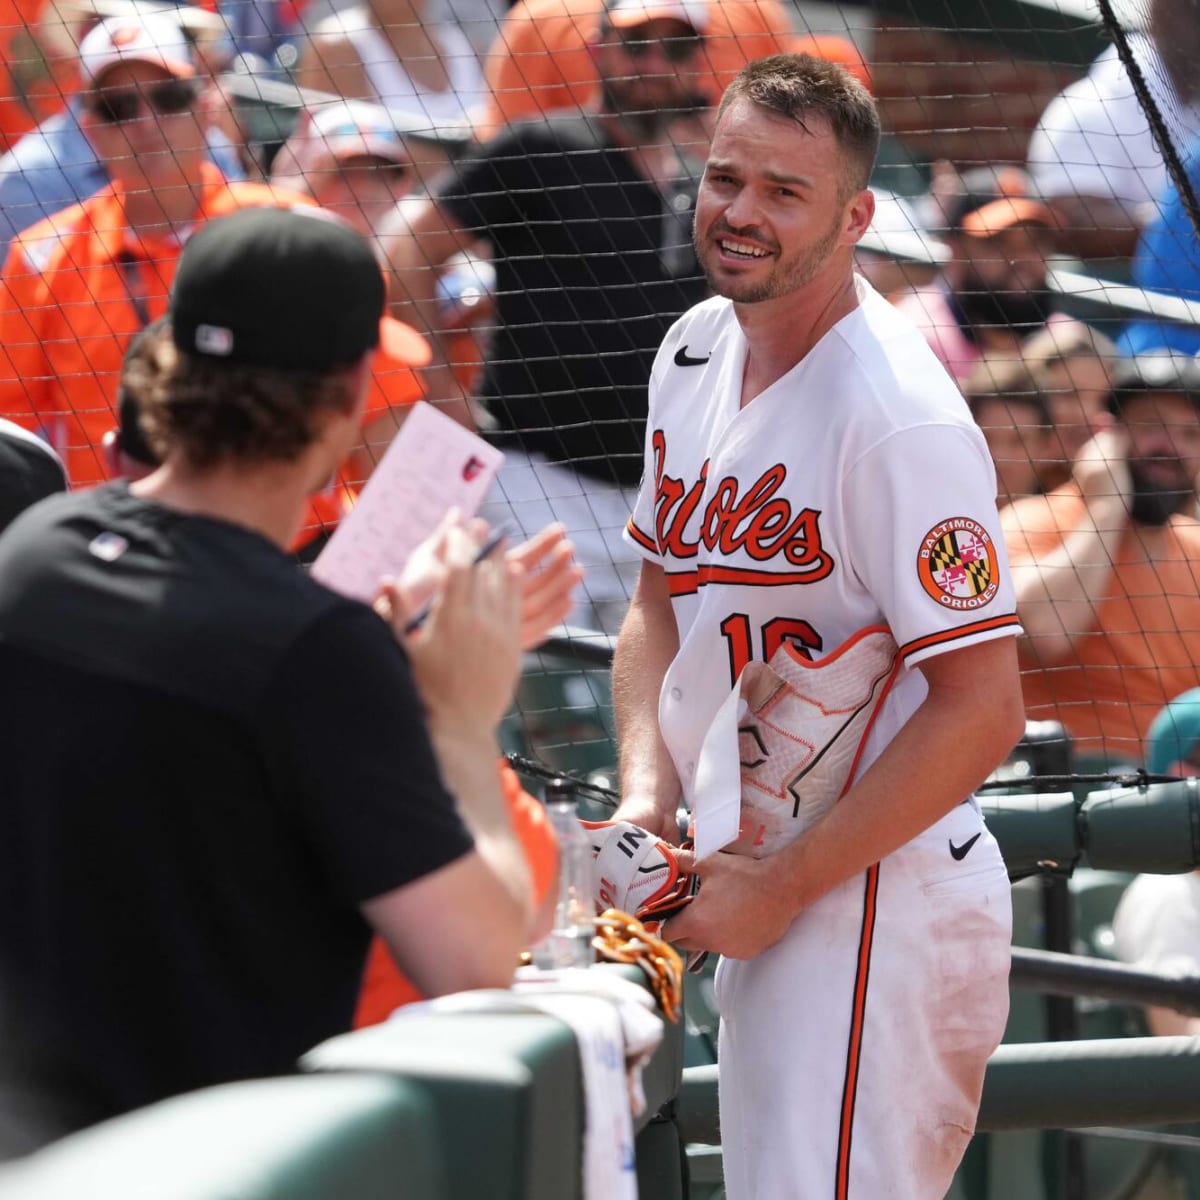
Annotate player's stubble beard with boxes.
[695,209,844,304]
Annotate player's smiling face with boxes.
[694,97,869,305]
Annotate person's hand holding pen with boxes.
[377,519,526,732]
[373,509,583,651]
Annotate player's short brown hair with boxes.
[716,53,880,195]
[131,322,360,470]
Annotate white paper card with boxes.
[312,401,504,603]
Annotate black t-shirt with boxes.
[439,114,709,485]
[0,485,473,1149]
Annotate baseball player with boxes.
[613,55,1025,1198]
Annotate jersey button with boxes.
[670,687,683,701]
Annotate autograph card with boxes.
[312,401,504,603]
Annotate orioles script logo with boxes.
[651,430,833,578]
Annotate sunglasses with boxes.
[88,78,201,124]
[618,32,702,63]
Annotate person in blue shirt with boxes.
[1121,144,1200,356]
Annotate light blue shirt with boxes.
[0,100,245,260]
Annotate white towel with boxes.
[393,970,664,1200]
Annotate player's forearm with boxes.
[1010,497,1126,659]
[613,571,682,813]
[429,726,534,921]
[770,652,1025,916]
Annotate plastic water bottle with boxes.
[532,779,596,970]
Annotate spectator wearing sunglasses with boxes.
[385,0,710,633]
[472,0,867,144]
[0,12,308,487]
[0,7,245,260]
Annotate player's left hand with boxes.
[660,849,795,960]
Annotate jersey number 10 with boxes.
[719,613,823,686]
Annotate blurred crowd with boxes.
[1,0,1200,1157]
[0,0,1198,763]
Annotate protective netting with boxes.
[0,0,1198,780]
[1095,0,1200,248]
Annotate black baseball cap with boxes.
[1107,353,1200,416]
[0,419,67,534]
[169,206,429,372]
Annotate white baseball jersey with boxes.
[623,276,1018,1200]
[625,277,1020,814]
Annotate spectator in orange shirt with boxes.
[476,0,867,143]
[0,0,78,153]
[1021,319,1119,494]
[267,99,433,550]
[1003,353,1200,765]
[0,11,335,486]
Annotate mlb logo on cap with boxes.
[194,324,234,357]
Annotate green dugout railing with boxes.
[0,964,684,1200]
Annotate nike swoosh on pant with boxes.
[948,833,982,861]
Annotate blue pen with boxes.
[401,527,510,634]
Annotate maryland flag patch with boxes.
[917,517,1000,611]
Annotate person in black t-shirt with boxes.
[0,207,535,1158]
[385,0,711,632]
[0,418,65,534]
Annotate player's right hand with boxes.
[611,793,684,845]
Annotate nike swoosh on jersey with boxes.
[948,833,982,861]
[674,346,711,367]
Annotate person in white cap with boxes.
[270,98,417,239]
[0,11,311,489]
[267,98,488,532]
[0,6,244,258]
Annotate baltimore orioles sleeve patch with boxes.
[917,516,1000,611]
